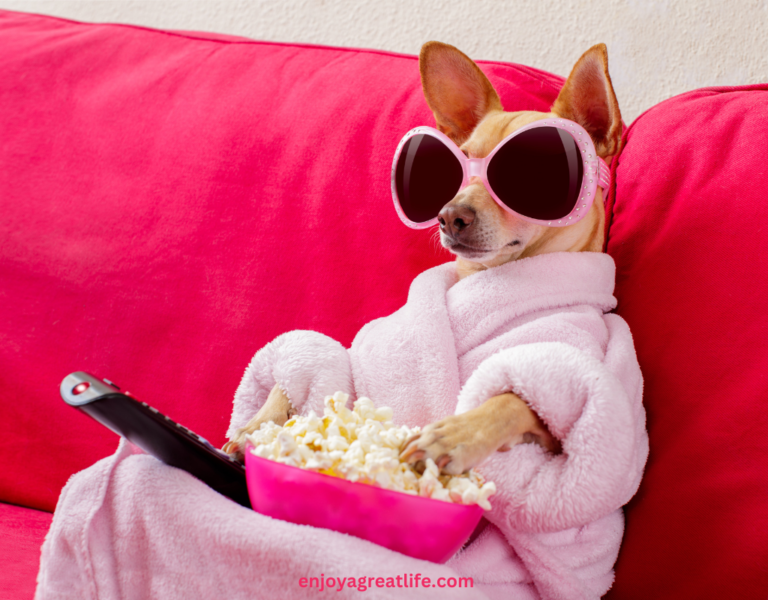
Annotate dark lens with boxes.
[486,127,583,221]
[395,134,463,224]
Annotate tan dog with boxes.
[225,42,622,475]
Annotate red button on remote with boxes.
[72,382,90,395]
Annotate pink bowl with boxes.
[245,447,484,563]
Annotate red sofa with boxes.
[1,9,767,599]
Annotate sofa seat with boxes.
[0,502,53,599]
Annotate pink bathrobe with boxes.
[37,252,648,600]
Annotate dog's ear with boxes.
[551,44,622,158]
[419,41,503,145]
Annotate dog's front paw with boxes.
[400,414,492,476]
[222,384,295,462]
[222,428,251,462]
[399,392,560,475]
[222,440,240,455]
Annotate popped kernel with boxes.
[246,391,497,510]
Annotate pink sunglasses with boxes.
[391,118,610,229]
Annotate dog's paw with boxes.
[400,414,493,476]
[222,428,250,462]
[399,393,561,475]
[222,440,240,455]
[222,384,295,463]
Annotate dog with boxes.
[224,41,622,476]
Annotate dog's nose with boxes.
[438,204,476,237]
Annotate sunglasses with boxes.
[391,118,610,229]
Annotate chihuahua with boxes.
[224,41,622,475]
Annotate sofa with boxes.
[1,8,767,599]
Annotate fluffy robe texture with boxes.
[37,252,647,600]
[36,439,495,600]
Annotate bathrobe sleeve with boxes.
[455,313,648,534]
[227,330,354,439]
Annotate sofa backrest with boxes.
[0,10,562,509]
[605,83,768,599]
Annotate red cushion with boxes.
[0,503,53,599]
[604,84,768,599]
[0,10,563,513]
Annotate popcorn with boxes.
[246,392,497,510]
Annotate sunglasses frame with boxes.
[391,118,611,229]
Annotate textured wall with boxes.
[3,0,767,122]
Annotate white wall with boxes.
[3,0,767,123]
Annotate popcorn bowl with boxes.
[245,444,484,563]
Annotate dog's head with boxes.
[419,42,622,277]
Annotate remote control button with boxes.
[72,382,90,395]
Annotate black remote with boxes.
[60,372,251,508]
